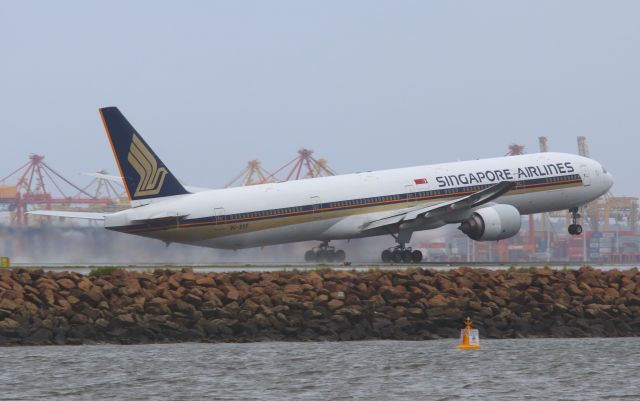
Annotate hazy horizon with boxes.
[1,1,638,196]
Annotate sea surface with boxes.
[1,338,639,400]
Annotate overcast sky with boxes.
[1,1,638,196]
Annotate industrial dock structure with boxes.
[1,139,638,263]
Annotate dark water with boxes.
[1,338,639,400]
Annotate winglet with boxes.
[465,180,516,208]
[99,107,189,201]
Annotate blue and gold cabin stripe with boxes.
[110,174,582,235]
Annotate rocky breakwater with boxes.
[0,266,639,345]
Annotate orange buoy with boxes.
[456,317,481,350]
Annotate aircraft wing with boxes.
[26,210,107,220]
[360,181,516,231]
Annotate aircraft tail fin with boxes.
[99,107,189,201]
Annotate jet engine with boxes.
[458,204,522,241]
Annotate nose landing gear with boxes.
[304,242,346,263]
[568,207,583,235]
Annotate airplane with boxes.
[29,107,614,263]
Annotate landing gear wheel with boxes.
[305,242,344,263]
[382,244,422,264]
[411,250,423,263]
[304,250,316,262]
[568,224,583,235]
[325,250,336,263]
[568,208,583,236]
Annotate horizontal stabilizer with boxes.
[84,172,123,182]
[26,211,107,220]
[183,185,212,193]
[84,172,210,193]
[130,211,189,223]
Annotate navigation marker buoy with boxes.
[456,317,481,350]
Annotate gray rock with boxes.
[24,328,53,345]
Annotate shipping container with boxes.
[0,186,17,199]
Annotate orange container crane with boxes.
[0,155,115,225]
[225,160,277,188]
[266,148,337,182]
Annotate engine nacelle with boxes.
[458,204,522,241]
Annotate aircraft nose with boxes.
[605,171,614,191]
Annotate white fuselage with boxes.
[104,152,613,249]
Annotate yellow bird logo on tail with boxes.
[127,134,168,197]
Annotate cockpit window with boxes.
[602,166,607,174]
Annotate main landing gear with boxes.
[568,207,583,235]
[380,229,423,263]
[381,246,423,263]
[304,242,346,263]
